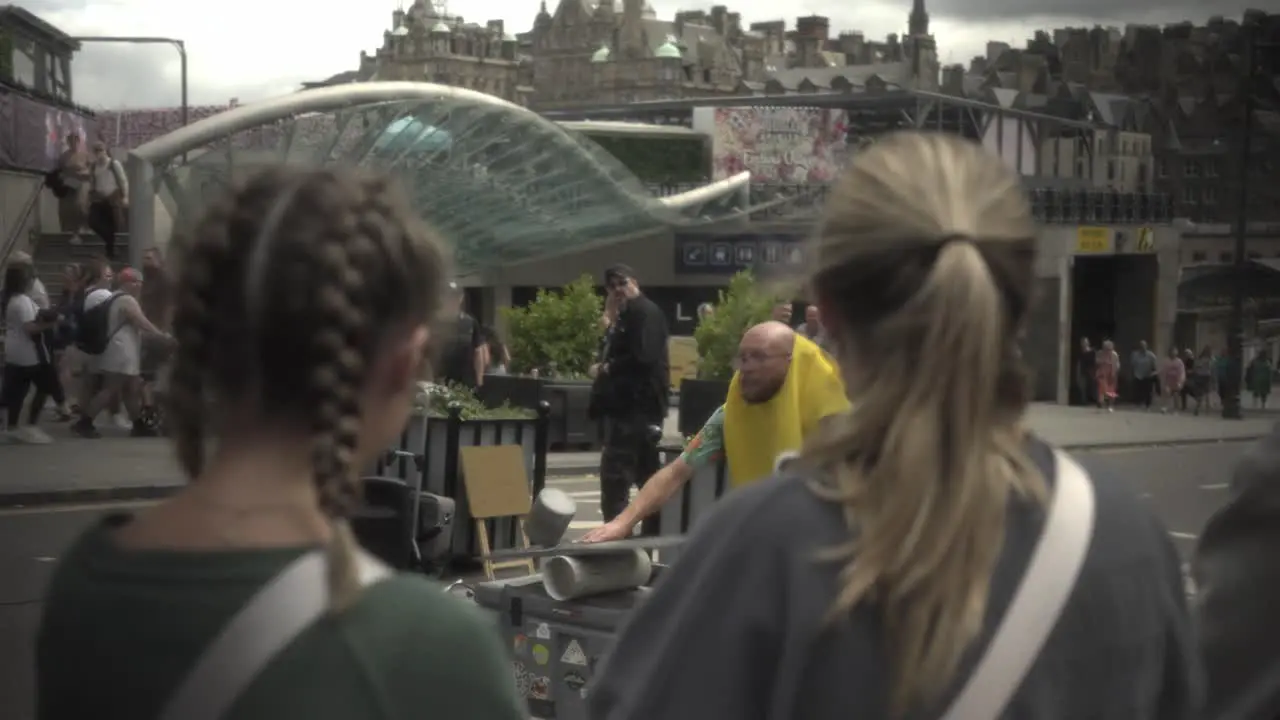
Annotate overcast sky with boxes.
[27,0,1263,110]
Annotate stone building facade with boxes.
[323,1,529,105]
[525,0,939,109]
[941,10,1280,224]
[334,1,942,111]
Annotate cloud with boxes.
[21,0,1263,109]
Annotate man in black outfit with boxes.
[435,283,485,390]
[591,265,670,524]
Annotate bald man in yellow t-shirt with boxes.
[582,322,848,543]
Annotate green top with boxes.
[1248,357,1274,395]
[37,514,525,720]
[679,404,725,471]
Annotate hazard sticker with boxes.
[561,639,587,666]
[534,623,551,639]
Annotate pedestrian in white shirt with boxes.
[71,266,171,438]
[87,141,128,259]
[2,263,57,443]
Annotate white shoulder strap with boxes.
[159,549,392,720]
[940,448,1096,720]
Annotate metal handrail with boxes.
[0,181,44,268]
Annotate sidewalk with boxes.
[1,404,1274,507]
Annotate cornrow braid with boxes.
[167,192,241,478]
[168,166,448,614]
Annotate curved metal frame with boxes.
[125,81,752,268]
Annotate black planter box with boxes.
[479,374,602,451]
[543,379,601,451]
[371,402,551,568]
[478,374,544,409]
[678,378,729,437]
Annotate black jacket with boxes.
[1194,424,1280,718]
[593,293,669,423]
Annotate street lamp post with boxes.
[1222,26,1276,420]
[68,36,187,130]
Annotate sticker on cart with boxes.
[513,661,533,697]
[563,671,587,693]
[530,675,551,700]
[561,639,588,666]
[534,623,552,639]
[532,644,550,665]
[513,634,529,655]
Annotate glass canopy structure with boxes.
[125,82,752,274]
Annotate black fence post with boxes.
[442,403,463,499]
[532,400,551,497]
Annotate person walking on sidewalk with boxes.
[1095,339,1120,412]
[1161,347,1186,414]
[71,267,171,438]
[1247,353,1273,410]
[1190,347,1214,416]
[1130,340,1159,410]
[2,263,58,443]
[589,132,1200,720]
[9,251,73,420]
[36,167,525,720]
[1076,337,1096,406]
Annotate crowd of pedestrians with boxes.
[1076,337,1275,414]
[2,249,172,443]
[16,134,1280,720]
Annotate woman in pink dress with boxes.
[1095,339,1120,411]
[1160,347,1186,413]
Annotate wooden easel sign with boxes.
[459,445,536,579]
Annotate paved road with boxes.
[0,441,1260,719]
[2,404,1275,504]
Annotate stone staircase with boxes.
[30,231,133,300]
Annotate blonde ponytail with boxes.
[803,132,1045,716]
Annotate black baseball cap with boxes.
[604,264,636,284]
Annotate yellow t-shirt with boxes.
[721,335,849,487]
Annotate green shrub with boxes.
[500,274,604,379]
[414,382,535,420]
[692,271,778,381]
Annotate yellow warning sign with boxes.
[1136,227,1155,253]
[1075,226,1113,254]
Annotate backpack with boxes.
[76,292,123,355]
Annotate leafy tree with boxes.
[501,275,604,378]
[693,271,778,381]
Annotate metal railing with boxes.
[646,181,1176,224]
[0,181,44,269]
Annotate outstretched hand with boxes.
[580,519,633,544]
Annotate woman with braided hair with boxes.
[35,167,525,720]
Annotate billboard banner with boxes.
[692,106,847,183]
[0,92,97,172]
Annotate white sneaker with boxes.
[113,413,133,430]
[15,426,53,444]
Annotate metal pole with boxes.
[1222,29,1257,420]
[176,40,188,129]
[176,40,188,162]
